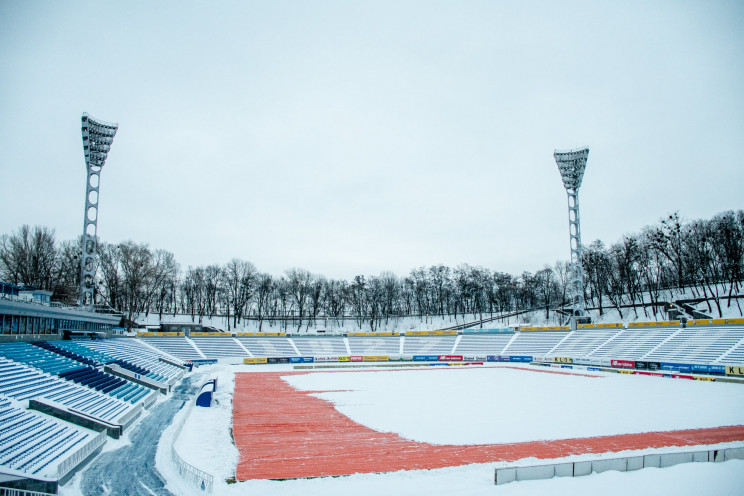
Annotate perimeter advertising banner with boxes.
[611,360,635,369]
[413,355,440,361]
[289,357,314,363]
[726,365,744,376]
[634,361,661,371]
[314,356,339,362]
[438,355,463,362]
[509,356,533,362]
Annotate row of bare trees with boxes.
[1,210,742,330]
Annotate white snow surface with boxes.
[284,365,744,444]
[61,363,744,495]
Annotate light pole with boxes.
[79,113,118,308]
[554,147,589,331]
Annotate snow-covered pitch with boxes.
[105,364,744,495]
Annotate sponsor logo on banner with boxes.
[574,358,591,365]
[635,361,648,370]
[498,356,511,362]
[611,360,635,369]
[694,377,715,381]
[617,370,634,374]
[587,367,601,371]
[463,355,477,361]
[315,356,338,362]
[350,356,363,362]
[673,374,694,380]
[439,355,464,362]
[338,356,350,362]
[726,365,744,376]
[635,371,661,377]
[487,355,498,362]
[560,365,573,369]
[647,362,661,371]
[510,356,533,362]
[554,357,573,364]
[710,365,725,375]
[692,365,710,374]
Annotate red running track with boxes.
[233,371,744,480]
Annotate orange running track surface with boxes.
[233,371,744,480]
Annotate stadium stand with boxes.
[74,338,184,382]
[0,358,135,423]
[546,329,623,357]
[0,342,86,376]
[501,331,569,356]
[454,334,514,355]
[0,394,103,480]
[236,337,298,357]
[189,338,250,359]
[292,336,348,356]
[402,335,457,355]
[589,328,678,360]
[719,334,744,364]
[643,326,744,364]
[347,336,399,355]
[141,337,205,361]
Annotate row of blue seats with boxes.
[0,359,132,421]
[0,343,85,376]
[34,341,99,367]
[0,396,92,476]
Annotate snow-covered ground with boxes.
[151,363,744,496]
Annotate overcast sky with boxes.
[1,1,742,280]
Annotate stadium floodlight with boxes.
[554,147,589,330]
[80,113,118,308]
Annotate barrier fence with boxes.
[0,489,57,496]
[57,429,108,480]
[495,446,744,485]
[170,400,214,493]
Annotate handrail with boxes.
[169,400,214,493]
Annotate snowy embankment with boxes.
[160,363,744,496]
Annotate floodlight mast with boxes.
[80,113,118,308]
[554,147,589,330]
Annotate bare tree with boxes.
[0,225,58,289]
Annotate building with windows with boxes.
[0,282,122,342]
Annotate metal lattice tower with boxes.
[80,113,118,307]
[554,147,589,329]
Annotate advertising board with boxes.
[413,355,439,361]
[726,365,744,376]
[510,356,533,363]
[439,355,464,362]
[554,357,573,364]
[611,360,635,369]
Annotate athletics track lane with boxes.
[233,371,744,480]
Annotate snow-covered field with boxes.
[155,363,744,496]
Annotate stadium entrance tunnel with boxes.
[232,371,744,480]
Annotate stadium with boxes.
[0,312,743,495]
[2,4,743,490]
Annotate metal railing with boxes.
[56,429,108,479]
[170,401,214,493]
[0,488,57,496]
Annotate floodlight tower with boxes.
[80,113,118,308]
[554,147,589,330]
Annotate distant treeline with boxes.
[1,210,742,330]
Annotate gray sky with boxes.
[1,0,743,280]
